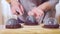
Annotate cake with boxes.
[43,18,59,28]
[6,18,22,29]
[24,16,39,25]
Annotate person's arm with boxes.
[38,0,59,11]
[28,0,59,19]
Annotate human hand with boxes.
[28,7,44,19]
[11,0,24,15]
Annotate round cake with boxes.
[24,16,39,25]
[6,18,22,29]
[43,18,59,28]
[43,24,59,28]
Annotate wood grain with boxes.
[0,24,60,34]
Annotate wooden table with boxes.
[0,24,60,34]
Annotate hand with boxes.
[28,7,44,19]
[11,0,24,15]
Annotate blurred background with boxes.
[0,0,60,25]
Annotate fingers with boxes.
[36,11,44,19]
[10,0,24,15]
[35,9,44,19]
[28,11,34,16]
[11,7,17,15]
[28,8,44,19]
[18,5,24,15]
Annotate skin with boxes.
[8,0,24,15]
[6,0,59,19]
[28,1,53,19]
[28,0,59,19]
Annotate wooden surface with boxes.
[0,24,60,34]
